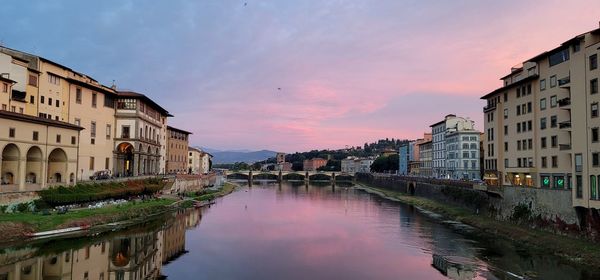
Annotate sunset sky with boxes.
[1,1,599,152]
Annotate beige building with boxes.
[418,140,433,178]
[166,126,191,174]
[482,25,600,210]
[114,91,170,177]
[1,110,82,191]
[188,147,202,174]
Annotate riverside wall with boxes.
[356,173,599,239]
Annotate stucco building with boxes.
[0,110,82,191]
[418,140,433,178]
[445,130,481,180]
[303,158,327,171]
[166,126,191,174]
[114,91,170,177]
[481,24,600,210]
[430,114,475,178]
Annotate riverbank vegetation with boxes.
[355,183,600,268]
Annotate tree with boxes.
[370,154,399,173]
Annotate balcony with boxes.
[559,121,572,129]
[558,97,571,108]
[559,144,572,151]
[558,76,571,87]
[10,90,27,102]
[483,103,497,113]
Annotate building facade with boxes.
[303,158,327,171]
[418,140,433,178]
[481,25,600,210]
[0,110,82,191]
[166,126,191,174]
[188,147,202,174]
[445,130,481,180]
[114,91,170,177]
[398,141,413,175]
[430,114,475,178]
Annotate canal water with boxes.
[0,181,598,280]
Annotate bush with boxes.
[38,178,165,206]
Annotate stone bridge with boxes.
[226,170,354,183]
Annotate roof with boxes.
[167,125,192,135]
[417,140,432,146]
[66,77,116,96]
[0,76,16,84]
[117,91,172,116]
[0,110,84,130]
[480,74,539,100]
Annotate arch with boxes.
[226,173,249,180]
[116,142,134,177]
[47,148,67,184]
[25,146,43,184]
[282,173,305,181]
[1,144,20,185]
[253,173,278,180]
[408,182,416,196]
[309,173,332,181]
[70,173,75,183]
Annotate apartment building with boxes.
[445,130,481,180]
[303,158,327,171]
[409,133,432,176]
[341,157,375,174]
[114,91,170,177]
[398,141,413,175]
[167,126,192,174]
[199,151,212,174]
[481,25,600,210]
[0,48,40,116]
[430,114,475,178]
[188,147,202,174]
[418,140,433,177]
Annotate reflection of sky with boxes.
[1,1,599,151]
[163,183,490,279]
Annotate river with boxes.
[0,181,598,280]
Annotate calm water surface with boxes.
[0,181,598,280]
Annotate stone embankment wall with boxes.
[356,173,598,239]
[0,191,39,205]
[169,174,218,194]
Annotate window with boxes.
[55,100,59,107]
[2,83,7,93]
[591,54,598,70]
[28,74,38,86]
[40,96,45,104]
[517,140,521,150]
[504,92,508,102]
[541,157,547,168]
[105,158,110,169]
[503,108,508,119]
[56,134,61,143]
[32,131,38,141]
[90,121,96,138]
[74,118,81,126]
[106,124,111,139]
[552,156,558,168]
[540,117,546,130]
[528,139,532,150]
[550,95,557,107]
[576,175,583,198]
[551,135,557,148]
[549,48,569,67]
[527,84,532,95]
[116,98,136,110]
[591,175,598,200]
[516,105,521,116]
[122,126,130,138]
[551,115,557,128]
[550,75,557,88]
[71,136,76,145]
[573,42,581,53]
[517,123,521,133]
[540,98,546,110]
[528,120,532,131]
[592,103,599,118]
[593,153,599,167]
[541,137,547,149]
[76,88,82,104]
[48,73,60,85]
[540,79,546,91]
[591,78,598,94]
[48,98,52,106]
[593,128,599,142]
[92,93,97,107]
[541,175,550,188]
[575,154,583,172]
[504,142,508,151]
[89,157,95,170]
[527,102,532,113]
[9,128,15,138]
[30,95,34,104]
[504,125,508,135]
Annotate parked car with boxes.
[90,170,111,180]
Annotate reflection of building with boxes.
[109,231,163,280]
[0,110,82,191]
[162,210,188,263]
[167,126,192,174]
[303,158,327,171]
[114,91,171,177]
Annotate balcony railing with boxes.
[559,144,572,151]
[558,97,571,107]
[483,103,497,112]
[559,121,572,129]
[558,76,571,87]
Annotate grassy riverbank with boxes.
[0,198,175,241]
[355,182,600,268]
[191,182,238,201]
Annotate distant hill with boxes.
[202,148,277,164]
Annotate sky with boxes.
[0,1,599,152]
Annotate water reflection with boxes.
[0,208,200,280]
[0,182,598,280]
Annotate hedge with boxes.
[38,178,165,206]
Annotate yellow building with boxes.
[481,24,600,210]
[166,126,191,174]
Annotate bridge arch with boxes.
[309,173,332,181]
